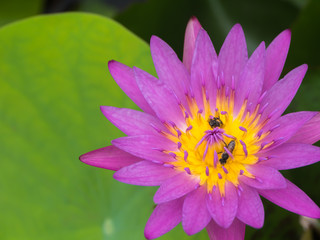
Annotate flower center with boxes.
[160,84,269,196]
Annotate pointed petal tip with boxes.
[144,231,153,240]
[279,28,292,40]
[186,16,201,29]
[190,15,200,22]
[100,105,108,112]
[150,35,161,45]
[231,23,244,32]
[107,59,116,66]
[79,153,87,164]
[107,59,120,70]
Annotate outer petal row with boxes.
[79,145,140,171]
[206,218,245,240]
[108,60,155,114]
[259,179,320,218]
[100,106,168,136]
[144,197,184,240]
[259,64,308,123]
[191,28,218,110]
[113,160,178,186]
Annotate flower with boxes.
[80,17,320,239]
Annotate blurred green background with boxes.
[0,0,319,239]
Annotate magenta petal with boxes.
[108,60,154,114]
[79,145,141,171]
[183,16,202,73]
[234,41,265,114]
[134,67,186,128]
[113,161,178,186]
[100,106,167,136]
[259,179,320,218]
[206,182,238,228]
[145,197,183,240]
[191,28,218,109]
[240,165,286,189]
[150,35,190,109]
[237,184,264,228]
[259,143,320,170]
[218,24,248,88]
[288,112,320,144]
[112,135,176,163]
[259,111,317,151]
[259,64,308,123]
[263,29,291,91]
[153,173,199,204]
[182,186,211,235]
[206,218,245,240]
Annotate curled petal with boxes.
[145,198,184,240]
[206,218,245,240]
[259,179,320,218]
[79,145,140,171]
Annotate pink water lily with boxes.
[80,17,320,239]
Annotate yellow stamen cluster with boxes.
[163,87,267,196]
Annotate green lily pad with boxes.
[0,12,211,240]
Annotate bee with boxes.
[208,117,223,128]
[219,140,235,165]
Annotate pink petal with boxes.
[111,135,176,163]
[206,218,245,240]
[218,24,248,88]
[191,28,218,110]
[236,184,264,228]
[288,112,320,144]
[100,106,167,136]
[144,197,183,240]
[206,182,238,228]
[259,111,317,151]
[183,16,202,73]
[239,165,286,189]
[234,42,265,114]
[259,179,320,218]
[150,36,190,110]
[153,173,200,204]
[258,143,320,170]
[182,185,211,235]
[108,60,154,114]
[113,160,178,186]
[134,67,186,129]
[263,29,291,91]
[79,145,141,171]
[258,64,308,123]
